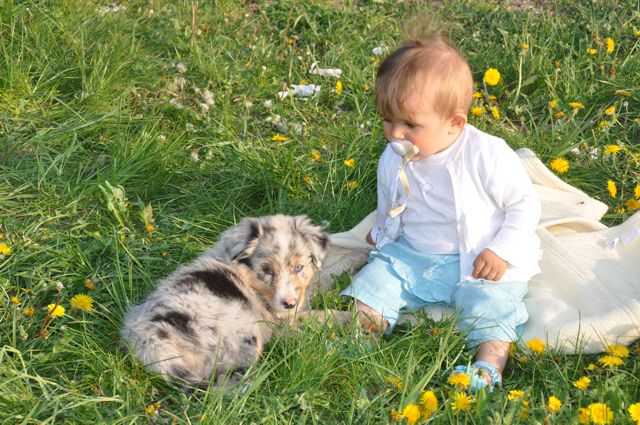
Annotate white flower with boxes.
[175,63,187,74]
[203,90,214,106]
[372,47,384,56]
[263,100,273,109]
[190,148,200,162]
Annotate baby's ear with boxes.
[449,112,467,133]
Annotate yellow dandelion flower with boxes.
[311,150,321,161]
[587,47,597,55]
[635,30,640,37]
[634,183,640,199]
[419,390,438,415]
[598,354,623,368]
[335,80,343,95]
[343,158,355,167]
[385,375,403,391]
[346,180,359,190]
[145,224,155,234]
[472,91,482,99]
[303,176,314,186]
[589,402,614,424]
[587,363,597,371]
[615,89,630,97]
[604,105,616,115]
[0,243,11,255]
[483,68,501,86]
[615,207,626,214]
[519,405,529,420]
[606,344,629,358]
[627,199,640,211]
[451,392,474,412]
[629,403,640,422]
[573,376,591,390]
[549,99,558,108]
[607,180,617,198]
[488,94,497,102]
[549,158,569,174]
[84,279,96,290]
[11,296,20,306]
[521,42,529,50]
[399,403,421,425]
[470,106,484,117]
[507,390,525,401]
[23,306,35,317]
[70,294,94,313]
[547,396,562,414]
[390,408,399,421]
[272,134,288,142]
[598,120,609,130]
[118,234,126,244]
[569,102,585,109]
[146,402,161,415]
[578,407,591,424]
[47,304,65,318]
[553,110,566,119]
[605,37,615,54]
[448,372,471,389]
[603,144,622,154]
[527,338,546,353]
[491,106,500,119]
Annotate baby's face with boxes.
[382,90,460,159]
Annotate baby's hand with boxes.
[472,249,507,282]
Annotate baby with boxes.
[341,30,541,390]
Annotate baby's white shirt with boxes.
[402,141,458,254]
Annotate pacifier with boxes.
[390,139,420,159]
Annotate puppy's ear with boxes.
[293,215,330,269]
[205,217,262,263]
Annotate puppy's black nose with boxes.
[283,300,296,309]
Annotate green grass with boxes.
[1,0,639,423]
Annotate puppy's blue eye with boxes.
[294,265,304,273]
[262,265,274,276]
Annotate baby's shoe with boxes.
[452,360,502,392]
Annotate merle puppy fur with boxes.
[120,215,329,388]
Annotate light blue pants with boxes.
[341,237,528,346]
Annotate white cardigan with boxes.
[371,124,541,283]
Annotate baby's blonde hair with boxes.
[376,18,473,122]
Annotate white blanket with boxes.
[317,148,640,354]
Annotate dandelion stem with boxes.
[35,287,60,339]
[512,52,524,107]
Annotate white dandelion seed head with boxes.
[372,46,384,56]
[263,99,273,109]
[200,103,210,112]
[56,282,64,291]
[175,63,187,74]
[203,90,214,106]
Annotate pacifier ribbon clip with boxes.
[387,140,420,218]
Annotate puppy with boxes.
[120,214,330,388]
